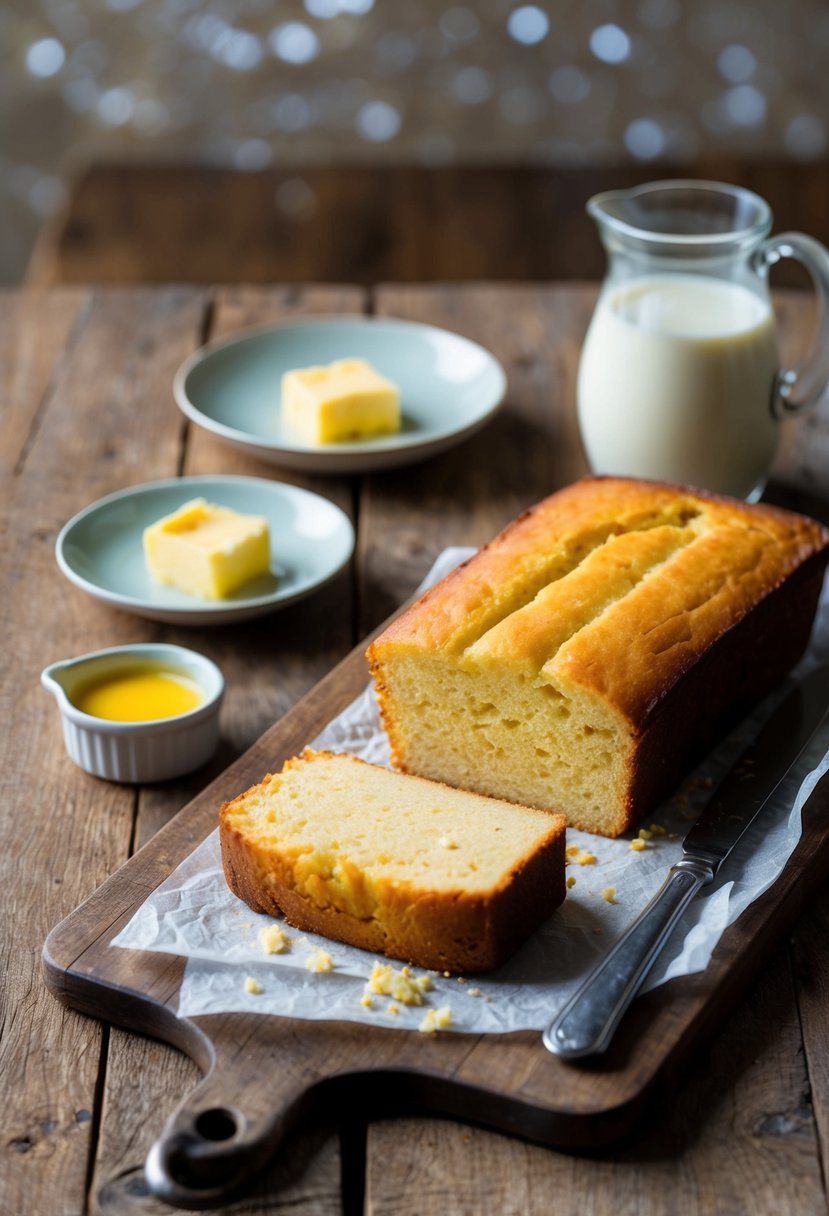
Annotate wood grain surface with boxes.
[3,283,829,1216]
[26,161,829,290]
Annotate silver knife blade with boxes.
[544,664,829,1059]
[683,663,829,875]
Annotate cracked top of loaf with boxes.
[368,477,829,729]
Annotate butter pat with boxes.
[281,358,401,443]
[143,498,270,600]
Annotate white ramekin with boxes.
[41,643,224,783]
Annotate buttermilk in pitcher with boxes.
[577,273,779,501]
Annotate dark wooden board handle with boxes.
[144,1054,310,1208]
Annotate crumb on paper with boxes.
[649,823,667,837]
[566,876,576,889]
[443,970,451,978]
[367,961,427,1005]
[388,1004,400,1016]
[630,838,647,852]
[566,844,599,867]
[457,976,466,984]
[419,1005,453,1034]
[360,995,374,1009]
[244,976,262,995]
[259,924,291,955]
[468,987,482,998]
[638,828,653,841]
[438,836,458,850]
[602,887,616,904]
[306,949,334,973]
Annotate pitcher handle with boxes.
[756,232,829,418]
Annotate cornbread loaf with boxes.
[367,477,829,837]
[220,750,567,972]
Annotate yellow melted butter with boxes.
[74,668,204,722]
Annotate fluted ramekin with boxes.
[41,643,224,783]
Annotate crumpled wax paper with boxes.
[113,547,829,1034]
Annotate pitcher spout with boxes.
[585,179,772,251]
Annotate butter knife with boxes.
[543,665,829,1060]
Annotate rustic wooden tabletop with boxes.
[4,282,829,1215]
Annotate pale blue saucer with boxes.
[56,476,354,624]
[173,317,507,474]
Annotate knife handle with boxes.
[543,858,713,1060]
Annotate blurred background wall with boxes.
[3,0,828,284]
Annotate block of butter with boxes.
[143,498,270,600]
[281,358,401,444]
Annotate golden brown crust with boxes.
[222,824,566,973]
[219,753,567,973]
[367,476,829,734]
[366,476,829,836]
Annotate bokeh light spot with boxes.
[718,44,756,83]
[724,84,766,126]
[590,24,631,64]
[507,6,550,46]
[26,38,66,78]
[785,114,827,158]
[624,117,666,159]
[270,22,321,64]
[356,99,401,141]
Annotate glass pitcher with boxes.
[577,179,829,500]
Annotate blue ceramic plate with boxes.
[56,476,355,624]
[173,317,507,473]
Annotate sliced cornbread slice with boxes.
[281,358,400,443]
[367,477,829,837]
[219,750,566,973]
[143,498,270,600]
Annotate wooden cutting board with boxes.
[43,630,829,1209]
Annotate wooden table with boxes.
[26,161,829,289]
[4,282,829,1215]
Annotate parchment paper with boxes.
[114,548,829,1034]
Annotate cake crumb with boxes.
[638,828,653,841]
[419,1005,453,1034]
[566,876,577,889]
[565,844,582,860]
[368,961,427,1005]
[468,987,482,998]
[259,924,291,955]
[368,962,393,994]
[457,976,466,984]
[438,836,458,850]
[306,949,334,973]
[360,995,374,1009]
[244,976,262,995]
[629,838,647,852]
[388,1004,400,1016]
[443,970,452,978]
[578,852,597,866]
[649,823,667,837]
[602,886,616,904]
